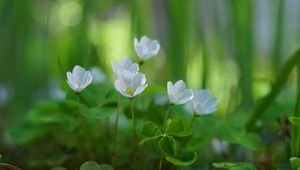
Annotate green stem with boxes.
[188,114,197,130]
[0,163,21,170]
[76,93,94,159]
[163,104,171,129]
[158,154,163,170]
[112,96,120,167]
[130,98,136,140]
[246,47,300,130]
[291,63,300,157]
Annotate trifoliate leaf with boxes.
[165,152,197,166]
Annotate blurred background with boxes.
[1,0,300,168]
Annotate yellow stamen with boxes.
[125,87,136,96]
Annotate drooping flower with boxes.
[111,56,139,77]
[192,89,218,115]
[90,67,106,84]
[134,36,160,60]
[114,70,148,98]
[66,65,92,93]
[167,80,193,105]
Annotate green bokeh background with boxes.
[1,0,300,169]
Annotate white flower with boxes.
[192,89,218,115]
[66,65,92,93]
[167,80,193,105]
[111,56,139,77]
[90,67,106,84]
[212,138,228,154]
[114,70,148,98]
[134,36,160,60]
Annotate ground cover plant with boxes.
[2,0,300,170]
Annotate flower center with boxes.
[125,87,136,96]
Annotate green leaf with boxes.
[219,126,261,150]
[27,101,71,124]
[80,161,101,170]
[165,152,197,166]
[80,84,112,106]
[237,133,261,150]
[99,164,114,170]
[290,116,300,126]
[165,119,191,137]
[142,122,161,137]
[213,162,257,170]
[139,122,162,145]
[82,106,115,120]
[139,135,161,145]
[159,136,176,157]
[51,167,67,170]
[290,157,300,170]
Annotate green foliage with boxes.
[290,116,300,127]
[290,157,300,170]
[159,136,177,157]
[165,118,192,137]
[213,162,257,170]
[165,152,197,166]
[80,161,114,170]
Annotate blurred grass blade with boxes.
[291,60,300,157]
[246,47,300,130]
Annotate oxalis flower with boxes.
[111,56,139,77]
[134,36,160,60]
[192,89,218,115]
[167,80,193,105]
[66,65,92,93]
[114,70,148,98]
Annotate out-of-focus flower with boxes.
[114,70,148,98]
[111,56,139,77]
[90,67,106,84]
[154,93,169,106]
[0,84,10,107]
[66,65,92,93]
[167,80,193,105]
[211,138,228,154]
[134,36,160,60]
[192,89,218,115]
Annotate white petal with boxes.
[133,84,148,97]
[114,79,131,98]
[67,80,78,92]
[175,89,193,105]
[207,98,218,109]
[148,40,160,55]
[140,36,151,46]
[167,81,174,96]
[174,80,186,92]
[132,73,145,88]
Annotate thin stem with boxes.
[0,163,21,170]
[130,98,136,139]
[76,93,94,159]
[112,96,121,167]
[188,114,197,130]
[291,62,300,157]
[158,154,163,170]
[163,104,171,129]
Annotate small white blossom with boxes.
[90,67,106,84]
[66,65,92,93]
[134,36,160,60]
[111,56,139,77]
[212,138,228,154]
[167,80,193,105]
[192,89,218,115]
[114,70,148,98]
